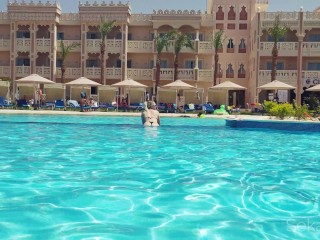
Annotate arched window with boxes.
[217,63,223,78]
[238,64,246,78]
[239,6,247,20]
[239,39,246,53]
[227,39,234,53]
[216,6,224,20]
[228,6,236,20]
[227,39,234,49]
[226,64,234,78]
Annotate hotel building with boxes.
[0,0,320,106]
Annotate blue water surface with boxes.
[0,114,319,240]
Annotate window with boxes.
[307,63,320,70]
[185,60,203,69]
[238,64,246,78]
[127,33,132,40]
[127,60,132,68]
[267,35,285,42]
[116,32,122,40]
[87,33,98,39]
[199,33,204,41]
[16,32,30,38]
[228,6,236,20]
[309,35,320,42]
[86,60,98,67]
[150,60,168,68]
[226,64,234,74]
[116,59,122,68]
[91,86,97,95]
[267,62,284,70]
[16,58,30,66]
[57,32,64,40]
[216,6,224,20]
[227,39,234,49]
[239,39,246,49]
[56,59,63,68]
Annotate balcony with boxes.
[0,66,10,78]
[56,68,81,79]
[85,67,121,80]
[160,68,174,80]
[258,70,298,86]
[127,69,153,80]
[259,42,298,56]
[57,40,81,52]
[127,41,153,53]
[36,38,51,52]
[16,66,31,78]
[0,39,10,51]
[86,39,122,54]
[163,41,195,53]
[106,67,121,79]
[199,41,214,54]
[36,66,50,78]
[302,42,320,57]
[199,69,213,82]
[159,68,196,81]
[16,38,31,52]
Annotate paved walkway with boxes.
[0,109,273,120]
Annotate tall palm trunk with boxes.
[271,44,278,82]
[61,62,66,84]
[213,50,219,86]
[174,55,179,81]
[100,41,105,84]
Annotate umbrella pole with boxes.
[63,84,66,111]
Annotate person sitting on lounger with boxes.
[141,101,160,127]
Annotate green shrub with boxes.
[293,100,308,120]
[263,100,278,115]
[269,103,294,120]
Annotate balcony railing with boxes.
[160,68,174,80]
[16,38,31,52]
[127,41,153,53]
[16,66,31,77]
[259,42,298,56]
[302,42,320,56]
[258,70,298,86]
[127,69,153,80]
[36,38,51,52]
[86,39,122,53]
[0,66,10,77]
[199,69,213,82]
[178,69,194,80]
[106,67,121,79]
[56,68,81,79]
[0,39,10,50]
[36,66,50,78]
[57,40,81,52]
[199,41,214,54]
[85,67,122,79]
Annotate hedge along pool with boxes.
[0,114,319,239]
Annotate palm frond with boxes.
[267,15,288,44]
[212,30,225,50]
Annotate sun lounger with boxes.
[0,96,13,109]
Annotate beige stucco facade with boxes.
[0,0,320,106]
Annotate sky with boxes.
[0,0,318,13]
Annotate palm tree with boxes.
[267,15,288,81]
[212,30,224,86]
[154,31,175,97]
[173,32,194,81]
[58,40,80,84]
[98,20,116,85]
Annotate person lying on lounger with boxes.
[141,101,160,127]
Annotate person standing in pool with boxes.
[141,101,160,127]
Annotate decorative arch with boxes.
[228,6,236,20]
[239,6,247,20]
[216,6,224,20]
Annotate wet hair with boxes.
[147,101,156,108]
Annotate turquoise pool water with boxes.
[0,115,319,239]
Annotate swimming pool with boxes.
[0,115,319,239]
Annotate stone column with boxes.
[30,23,36,74]
[121,23,128,80]
[81,23,87,77]
[50,23,57,82]
[10,22,16,101]
[296,9,304,106]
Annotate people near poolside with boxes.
[141,101,160,127]
[197,112,205,118]
[80,97,88,112]
[80,90,86,99]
